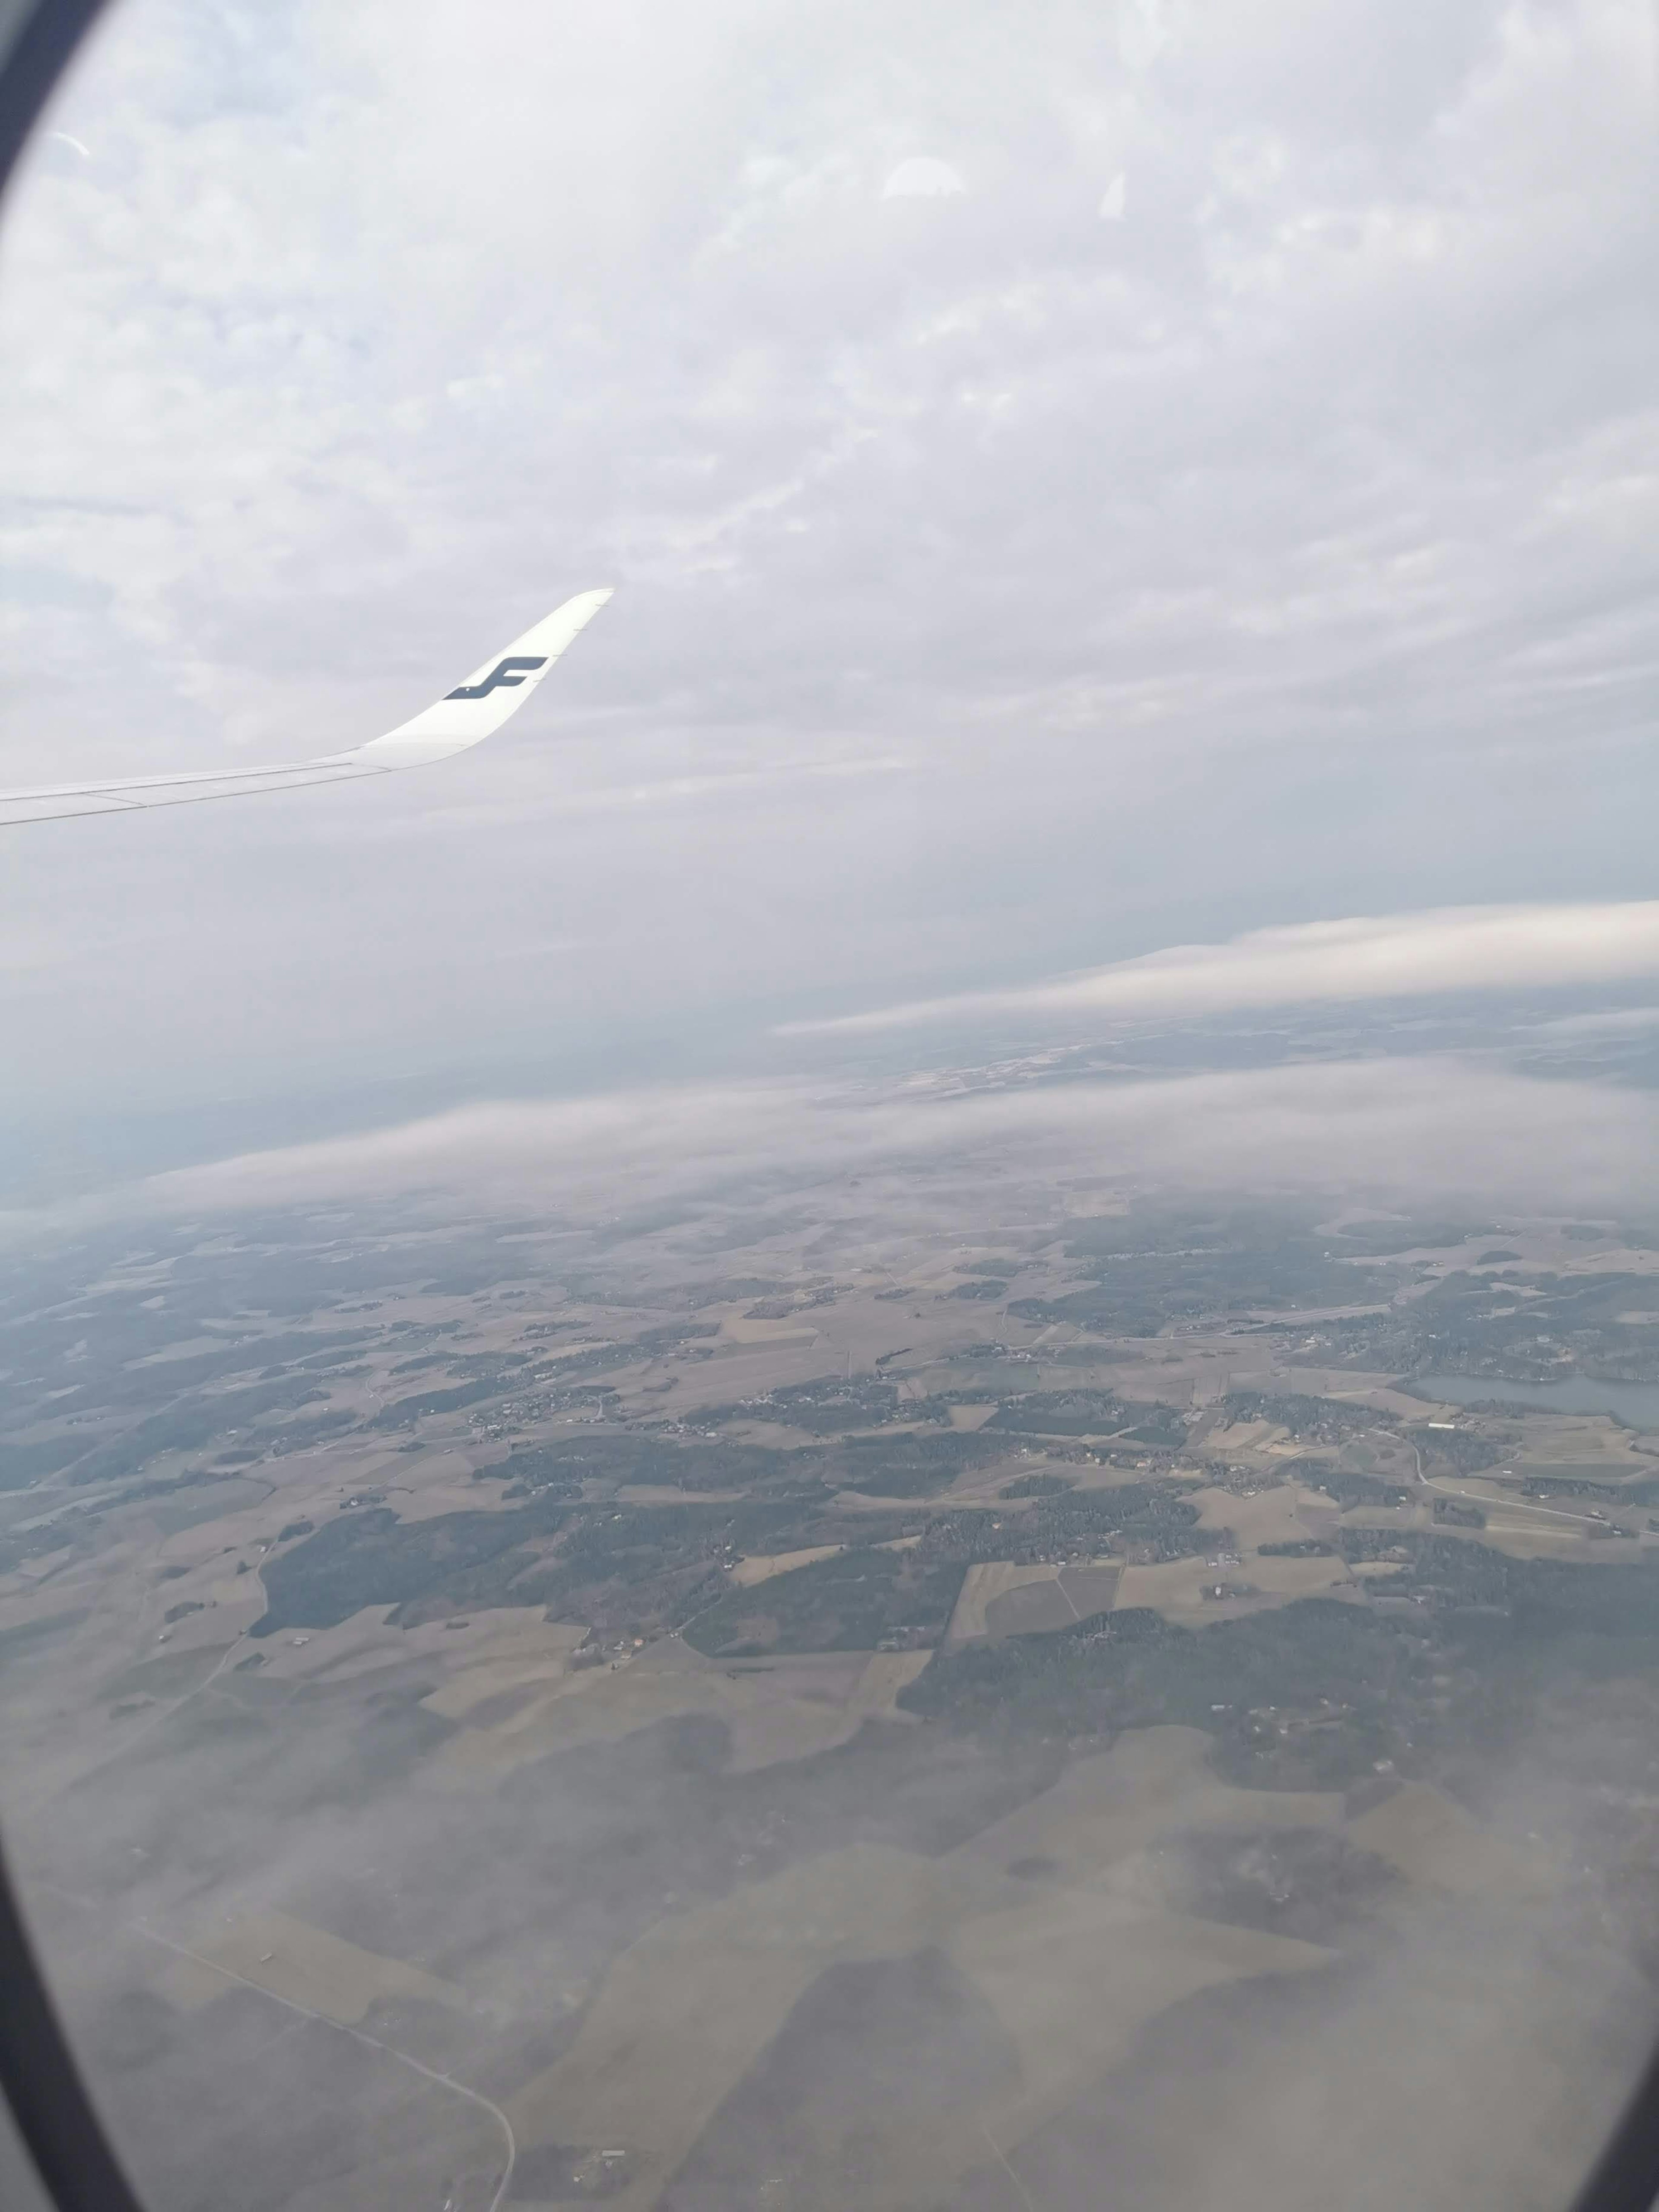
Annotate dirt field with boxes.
[418,1619,594,1720]
[429,1637,929,1782]
[160,1907,481,2028]
[946,1563,1061,1643]
[1116,1550,1355,1624]
[504,1818,1334,2212]
[947,1403,998,1431]
[845,1649,931,1719]
[503,1843,981,2212]
[1191,1481,1339,1545]
[248,1604,590,1700]
[982,1565,1122,1639]
[718,1316,824,1347]
[937,1889,1333,2190]
[1348,1781,1553,1898]
[953,1728,1344,1885]
[506,1734,1344,2212]
[728,1545,845,1589]
[1198,1417,1290,1461]
[1280,1369,1448,1418]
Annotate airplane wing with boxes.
[0,588,613,827]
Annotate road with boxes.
[1394,1431,1620,1535]
[41,1881,518,2212]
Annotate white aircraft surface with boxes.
[0,588,612,827]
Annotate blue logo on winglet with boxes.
[445,655,548,701]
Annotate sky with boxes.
[1,0,1657,1204]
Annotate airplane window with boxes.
[4,2,1659,2210]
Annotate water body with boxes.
[1411,1373,1659,1432]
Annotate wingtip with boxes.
[556,584,617,629]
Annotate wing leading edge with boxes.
[0,588,613,827]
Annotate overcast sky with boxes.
[1,0,1657,1198]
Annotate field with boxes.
[428,1639,930,1782]
[727,1545,846,1589]
[946,1563,1062,1644]
[947,1561,1125,1643]
[6,1188,1659,2211]
[1345,1781,1552,1899]
[1115,1550,1357,1624]
[505,1742,1341,2212]
[160,1907,484,2029]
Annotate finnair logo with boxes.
[445,655,548,701]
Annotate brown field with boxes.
[371,1453,485,1523]
[504,1812,1334,2212]
[1280,1369,1441,1418]
[1116,1550,1355,1624]
[160,1906,483,2028]
[1191,1480,1338,1546]
[1508,1415,1659,1476]
[718,1316,824,1347]
[728,1545,845,1589]
[934,1892,1332,2192]
[505,1732,1347,2212]
[1348,1782,1554,1898]
[1199,1417,1290,1460]
[945,1562,1062,1644]
[418,1620,594,1720]
[1440,1521,1645,1563]
[249,1603,590,1700]
[953,1728,1344,1885]
[846,1649,931,1718]
[982,1565,1122,1639]
[429,1637,929,1782]
[947,1402,998,1431]
[615,1484,750,1504]
[937,1457,1047,1503]
[503,1844,979,2212]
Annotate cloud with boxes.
[780,900,1659,1036]
[2,0,1658,1160]
[17,1053,1650,1238]
[880,158,966,200]
[1119,0,1175,73]
[1528,1004,1659,1038]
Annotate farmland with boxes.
[4,1183,1659,2211]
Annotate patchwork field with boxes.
[7,1187,1659,2212]
[504,1749,1341,2212]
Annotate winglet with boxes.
[0,588,614,826]
[340,587,615,769]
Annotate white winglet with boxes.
[0,588,613,827]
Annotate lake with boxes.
[1411,1373,1659,1432]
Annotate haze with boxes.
[0,0,1655,1203]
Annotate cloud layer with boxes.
[782,899,1659,1035]
[23,1052,1648,1238]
